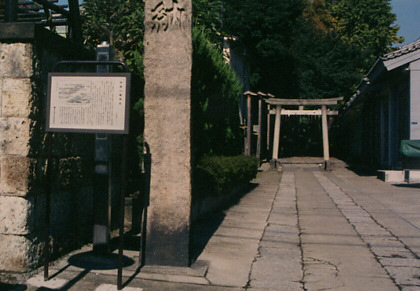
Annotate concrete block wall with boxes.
[0,27,94,274]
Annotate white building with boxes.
[337,38,420,170]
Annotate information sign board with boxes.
[46,73,130,134]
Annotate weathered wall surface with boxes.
[0,26,94,274]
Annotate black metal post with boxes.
[68,0,83,44]
[117,135,128,290]
[93,43,113,254]
[5,0,18,22]
[44,133,53,281]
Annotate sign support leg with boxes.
[44,133,53,281]
[117,135,128,290]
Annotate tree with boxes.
[192,0,223,43]
[222,0,402,99]
[82,0,145,194]
[82,0,243,160]
[82,0,144,74]
[223,0,307,97]
[292,0,365,100]
[329,0,403,67]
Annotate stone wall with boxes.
[0,24,94,274]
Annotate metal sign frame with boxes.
[43,60,131,290]
[46,72,131,134]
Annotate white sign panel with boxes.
[47,73,130,134]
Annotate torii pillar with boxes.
[143,0,192,266]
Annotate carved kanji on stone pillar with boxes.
[150,0,189,32]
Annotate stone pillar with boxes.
[321,105,330,167]
[272,106,282,160]
[256,97,262,160]
[143,0,192,266]
[246,93,252,156]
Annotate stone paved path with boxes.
[11,158,420,291]
[247,160,420,291]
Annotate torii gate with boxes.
[244,91,343,169]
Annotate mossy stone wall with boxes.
[0,25,94,274]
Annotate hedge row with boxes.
[194,155,259,198]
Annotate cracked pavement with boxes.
[16,158,420,291]
[248,159,420,291]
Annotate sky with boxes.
[391,0,420,46]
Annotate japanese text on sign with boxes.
[47,73,130,134]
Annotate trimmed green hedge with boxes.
[194,155,259,198]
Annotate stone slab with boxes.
[0,43,32,78]
[0,156,31,194]
[0,234,36,272]
[405,170,420,183]
[377,170,405,183]
[95,284,143,291]
[27,276,68,289]
[2,78,31,117]
[0,117,30,156]
[0,195,33,234]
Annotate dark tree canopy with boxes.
[222,0,402,100]
[329,0,403,67]
[223,0,307,97]
[80,0,403,158]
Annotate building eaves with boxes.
[342,37,420,113]
[381,37,420,61]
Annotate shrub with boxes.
[191,27,243,160]
[194,155,259,198]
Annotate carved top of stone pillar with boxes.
[145,0,191,33]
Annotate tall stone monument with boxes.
[143,0,192,266]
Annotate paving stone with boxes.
[371,246,414,259]
[401,285,420,291]
[385,266,420,286]
[379,257,420,268]
[0,195,33,234]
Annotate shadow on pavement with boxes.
[190,182,259,262]
[67,251,135,270]
[0,282,27,291]
[393,183,420,188]
[346,165,377,177]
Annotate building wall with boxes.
[410,59,420,139]
[370,75,409,169]
[338,70,410,170]
[223,37,250,125]
[0,27,94,274]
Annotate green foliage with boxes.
[223,0,307,96]
[329,0,403,68]
[82,1,244,190]
[82,0,144,75]
[82,0,145,194]
[292,21,364,100]
[192,0,223,43]
[194,155,259,197]
[223,0,402,99]
[192,26,243,159]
